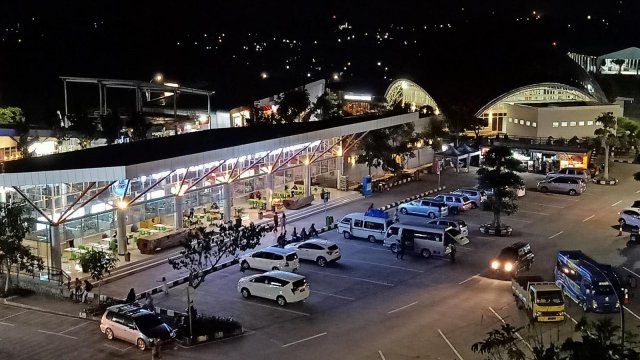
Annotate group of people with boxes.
[70,278,94,303]
[394,237,456,263]
[275,224,318,247]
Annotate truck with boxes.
[511,275,565,322]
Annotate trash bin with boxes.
[326,215,334,227]
[124,252,131,262]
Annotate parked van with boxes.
[338,212,394,243]
[384,223,469,259]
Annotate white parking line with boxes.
[378,350,387,360]
[0,310,27,321]
[564,312,578,324]
[0,321,14,327]
[388,301,418,314]
[103,344,132,352]
[582,215,595,222]
[508,218,533,223]
[37,329,78,339]
[59,321,91,334]
[304,269,394,286]
[458,274,479,285]
[242,300,311,316]
[527,202,565,208]
[611,200,623,207]
[548,231,564,239]
[625,306,640,320]
[312,290,355,301]
[518,210,550,216]
[282,332,327,347]
[438,329,464,360]
[347,259,424,273]
[489,307,533,351]
[623,266,640,279]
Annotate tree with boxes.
[276,88,311,123]
[312,90,342,120]
[387,123,418,173]
[0,202,44,293]
[593,112,618,179]
[613,59,626,74]
[99,110,122,145]
[445,104,486,145]
[79,248,118,300]
[168,222,269,289]
[561,318,640,360]
[356,129,394,175]
[68,112,98,148]
[0,107,23,124]
[419,118,448,153]
[471,323,527,360]
[477,145,524,229]
[14,117,40,158]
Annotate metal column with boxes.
[303,164,311,197]
[222,183,233,223]
[50,224,62,270]
[265,173,274,211]
[174,195,184,229]
[116,207,128,256]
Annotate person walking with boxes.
[125,288,136,304]
[281,212,287,232]
[393,209,400,223]
[273,212,279,233]
[158,277,169,296]
[450,244,457,264]
[277,232,286,248]
[396,239,405,260]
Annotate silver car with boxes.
[100,304,175,351]
[537,176,585,196]
[452,188,487,208]
[430,194,473,214]
[546,168,590,181]
[426,218,469,237]
[398,199,449,219]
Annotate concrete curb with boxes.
[379,186,447,211]
[3,298,98,321]
[379,177,415,192]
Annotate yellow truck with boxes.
[511,275,565,322]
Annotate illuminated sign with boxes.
[344,94,372,101]
[111,180,128,197]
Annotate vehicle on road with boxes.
[451,188,486,208]
[238,270,310,306]
[285,239,341,267]
[511,275,565,322]
[100,304,175,351]
[618,208,640,228]
[240,247,300,272]
[490,242,534,277]
[397,199,448,218]
[555,250,623,313]
[536,176,585,196]
[477,185,526,198]
[546,168,590,181]
[430,194,473,215]
[385,223,468,259]
[426,218,468,237]
[338,212,394,242]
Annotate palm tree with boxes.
[593,113,618,179]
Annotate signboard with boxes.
[111,180,129,197]
[362,176,372,196]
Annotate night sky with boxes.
[0,1,638,123]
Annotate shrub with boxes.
[191,314,241,336]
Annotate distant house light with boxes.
[344,94,372,101]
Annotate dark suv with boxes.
[490,242,534,277]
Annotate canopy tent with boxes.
[434,143,481,173]
[597,47,640,75]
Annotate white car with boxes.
[240,247,300,272]
[237,271,310,306]
[619,208,640,228]
[285,239,341,267]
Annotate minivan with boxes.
[398,199,449,218]
[240,247,300,272]
[238,270,310,306]
[430,194,473,214]
[537,176,585,196]
[338,212,394,242]
[546,168,590,181]
[100,304,175,351]
[384,223,469,259]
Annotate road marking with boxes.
[59,321,91,334]
[438,329,464,360]
[625,306,640,321]
[623,267,640,279]
[348,259,424,273]
[518,210,550,216]
[458,274,479,285]
[312,290,355,301]
[0,321,14,326]
[388,301,418,314]
[508,218,533,223]
[564,313,578,324]
[37,330,78,339]
[548,231,564,239]
[304,269,394,286]
[477,236,496,241]
[282,332,327,347]
[582,215,595,222]
[378,350,387,360]
[243,300,311,316]
[528,202,565,208]
[0,310,27,321]
[103,344,131,352]
[489,307,533,351]
[611,200,623,207]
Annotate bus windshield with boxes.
[593,284,615,295]
[536,291,564,305]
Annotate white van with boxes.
[338,212,394,243]
[384,223,469,258]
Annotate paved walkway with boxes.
[5,168,479,315]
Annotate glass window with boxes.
[387,226,399,236]
[519,119,525,125]
[587,121,594,126]
[508,117,513,123]
[353,219,363,228]
[552,122,559,128]
[364,221,384,231]
[340,217,352,224]
[579,121,585,126]
[570,121,577,126]
[561,122,568,127]
[532,122,537,127]
[525,121,531,126]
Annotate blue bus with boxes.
[554,250,624,313]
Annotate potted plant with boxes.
[78,252,90,273]
[234,207,245,227]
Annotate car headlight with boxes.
[504,262,513,272]
[491,260,500,270]
[534,311,541,317]
[593,300,597,309]
[616,301,620,308]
